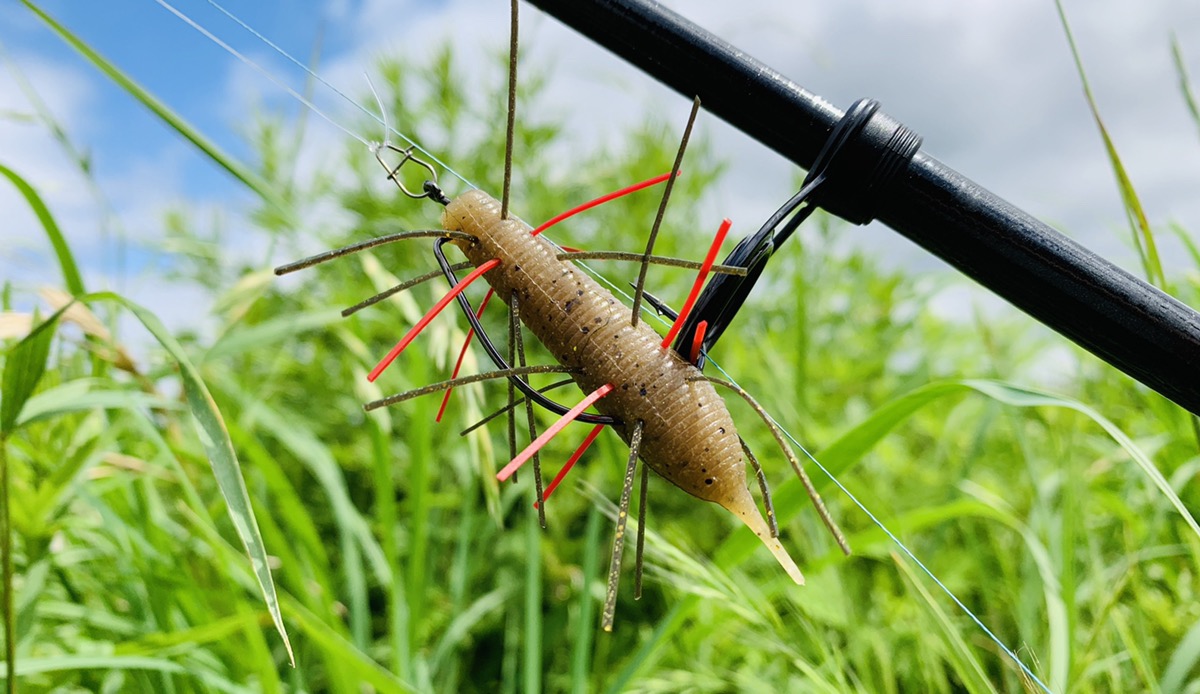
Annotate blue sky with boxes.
[3,1,349,215]
[1,0,375,313]
[3,1,356,156]
[4,0,1200,335]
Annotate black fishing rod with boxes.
[527,0,1200,416]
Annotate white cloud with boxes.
[0,53,101,292]
[0,47,214,335]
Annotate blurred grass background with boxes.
[3,1,1200,692]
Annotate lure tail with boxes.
[720,486,805,585]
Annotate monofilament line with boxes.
[159,0,472,188]
[152,0,368,148]
[364,72,390,147]
[200,0,470,185]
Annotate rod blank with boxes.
[528,0,1200,415]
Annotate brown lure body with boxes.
[443,189,804,584]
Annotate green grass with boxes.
[4,2,1200,692]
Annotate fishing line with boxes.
[364,72,390,148]
[152,0,369,148]
[155,2,1052,688]
[195,0,472,188]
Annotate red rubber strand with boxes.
[535,423,605,507]
[435,287,496,422]
[689,320,708,365]
[367,258,501,382]
[661,219,731,349]
[530,171,676,237]
[496,383,614,482]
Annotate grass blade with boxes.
[1160,616,1200,694]
[16,381,180,428]
[88,291,294,664]
[1170,34,1200,145]
[1167,222,1200,269]
[285,601,418,693]
[892,552,1000,694]
[19,0,285,213]
[0,164,84,296]
[204,309,343,362]
[1,304,67,435]
[430,586,511,675]
[603,603,689,694]
[963,379,1200,541]
[569,504,602,694]
[0,441,11,693]
[1055,0,1164,288]
[524,501,542,694]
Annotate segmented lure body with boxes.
[443,189,803,583]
